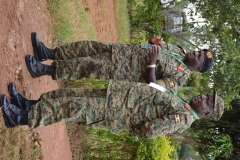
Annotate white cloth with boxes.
[149,82,166,92]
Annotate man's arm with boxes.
[155,78,180,93]
[146,45,161,83]
[135,114,193,139]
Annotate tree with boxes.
[128,0,165,40]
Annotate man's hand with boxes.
[148,45,161,64]
[149,35,163,47]
[146,45,161,84]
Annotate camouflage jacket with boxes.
[92,80,196,139]
[111,42,192,93]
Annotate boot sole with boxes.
[25,55,37,78]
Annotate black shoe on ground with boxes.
[8,82,28,109]
[25,55,55,78]
[1,95,28,128]
[31,32,56,62]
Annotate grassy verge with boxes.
[48,0,97,45]
[114,0,130,42]
[0,123,42,160]
[67,124,138,160]
[48,0,130,44]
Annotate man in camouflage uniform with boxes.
[1,81,224,139]
[26,33,214,92]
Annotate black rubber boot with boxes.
[31,32,56,62]
[8,82,27,109]
[1,95,29,128]
[8,82,38,111]
[25,55,56,78]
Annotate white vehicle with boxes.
[160,0,175,8]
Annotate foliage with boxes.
[178,143,201,160]
[170,120,234,160]
[0,124,42,160]
[67,124,177,159]
[128,0,164,40]
[191,121,233,159]
[135,136,175,160]
[85,128,138,159]
[85,128,176,160]
[114,0,131,42]
[170,140,182,160]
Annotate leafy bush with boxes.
[135,136,175,160]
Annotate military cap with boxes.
[211,90,224,120]
[200,49,214,73]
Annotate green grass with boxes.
[0,124,42,160]
[48,0,97,45]
[48,0,130,44]
[114,0,130,42]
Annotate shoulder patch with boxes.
[174,115,181,123]
[177,65,184,72]
[184,104,190,111]
[167,80,175,88]
[206,51,212,59]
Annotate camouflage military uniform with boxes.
[52,41,191,92]
[28,80,195,139]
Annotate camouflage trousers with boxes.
[52,41,113,80]
[28,88,107,128]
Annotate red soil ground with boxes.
[0,0,118,159]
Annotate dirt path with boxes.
[85,0,118,42]
[0,0,117,159]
